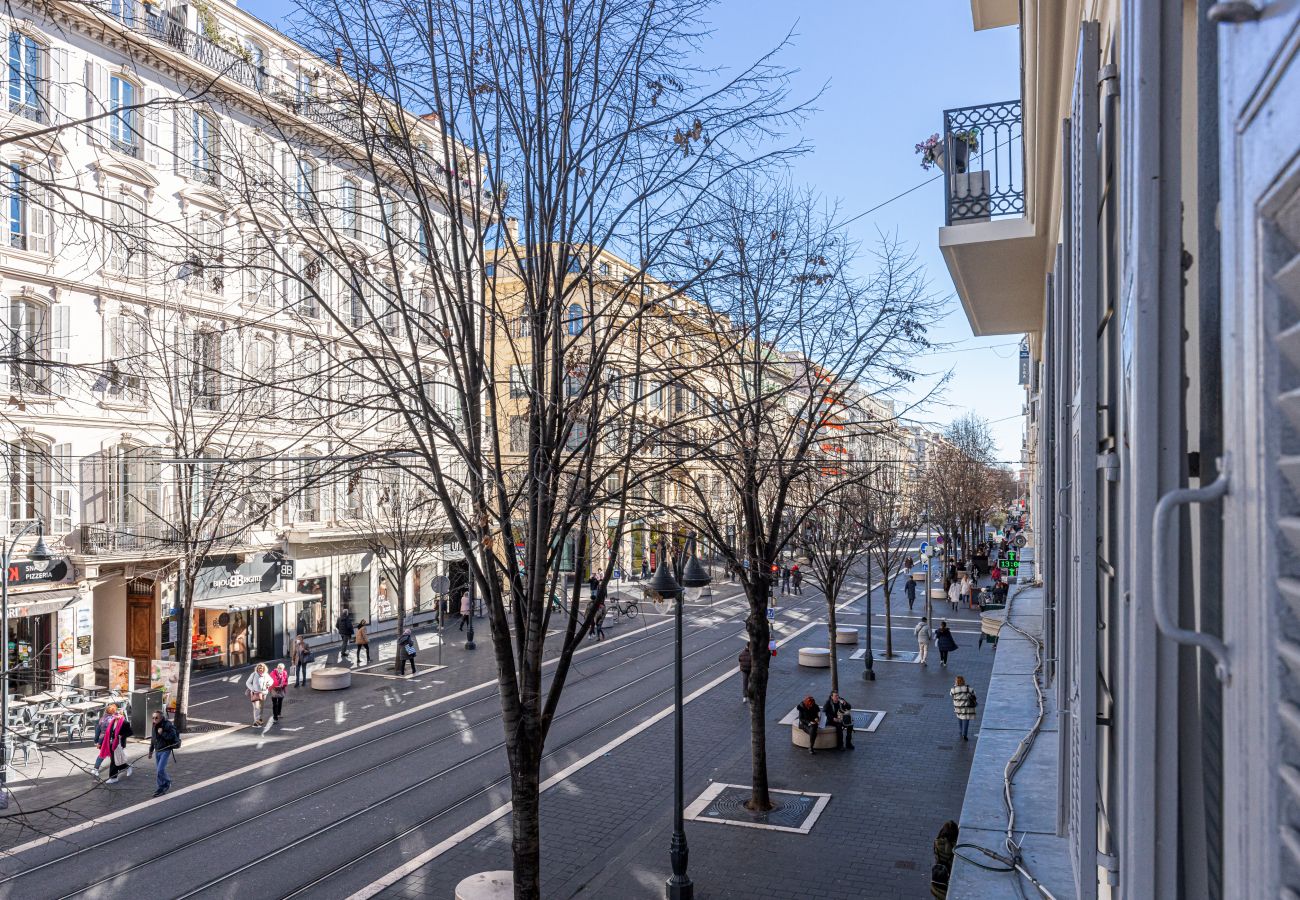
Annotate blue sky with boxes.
[242,0,1025,463]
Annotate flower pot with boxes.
[951,139,970,174]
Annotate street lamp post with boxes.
[1,521,53,809]
[650,538,711,900]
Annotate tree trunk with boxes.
[509,742,542,900]
[393,567,408,674]
[172,568,197,732]
[826,593,839,695]
[883,574,894,658]
[746,588,773,812]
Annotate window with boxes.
[111,445,161,526]
[295,158,316,218]
[190,111,219,185]
[51,443,72,535]
[599,261,610,277]
[508,415,528,453]
[8,34,45,123]
[6,439,50,523]
[108,313,146,401]
[509,365,531,399]
[109,0,135,27]
[243,39,265,71]
[109,76,139,156]
[190,329,223,411]
[340,180,358,235]
[8,298,48,393]
[566,304,584,336]
[107,193,146,276]
[242,235,273,307]
[185,212,223,290]
[246,337,274,410]
[295,456,322,523]
[379,287,399,335]
[7,165,48,253]
[515,314,532,338]
[288,253,321,318]
[348,275,366,328]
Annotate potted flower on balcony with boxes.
[915,133,943,171]
[950,128,979,174]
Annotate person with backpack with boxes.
[790,565,803,596]
[398,627,418,675]
[269,663,289,721]
[935,621,959,667]
[950,675,978,741]
[148,710,181,797]
[336,609,355,660]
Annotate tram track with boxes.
[24,587,820,898]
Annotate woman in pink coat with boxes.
[98,706,133,784]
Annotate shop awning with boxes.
[192,591,321,612]
[6,586,86,618]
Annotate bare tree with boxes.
[859,460,922,659]
[669,178,940,811]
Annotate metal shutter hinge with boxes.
[1097,451,1119,482]
[1207,2,1263,24]
[1098,851,1119,884]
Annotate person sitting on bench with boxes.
[796,695,821,755]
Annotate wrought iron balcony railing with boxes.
[941,100,1025,226]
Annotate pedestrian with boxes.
[99,705,133,784]
[269,662,289,721]
[991,562,1002,583]
[795,695,821,755]
[398,627,418,675]
[336,608,355,660]
[291,633,312,687]
[593,599,607,641]
[738,644,752,702]
[354,619,371,665]
[459,591,471,631]
[931,820,959,898]
[92,704,117,779]
[946,562,958,590]
[950,675,978,741]
[936,621,958,667]
[245,662,273,726]
[823,690,854,749]
[780,565,791,595]
[947,579,961,613]
[915,617,932,665]
[791,565,803,596]
[148,710,180,797]
[904,570,917,611]
[959,572,973,610]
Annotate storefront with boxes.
[5,558,95,694]
[187,553,312,672]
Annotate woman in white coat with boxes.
[245,662,273,726]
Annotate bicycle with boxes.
[607,598,639,621]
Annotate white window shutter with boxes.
[174,104,192,177]
[218,119,234,189]
[27,179,49,254]
[0,23,10,107]
[0,294,9,396]
[142,87,160,167]
[83,60,106,144]
[51,303,69,394]
[49,47,69,125]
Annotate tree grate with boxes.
[686,783,830,833]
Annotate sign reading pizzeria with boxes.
[6,558,70,586]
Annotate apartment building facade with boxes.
[936,0,1299,896]
[0,0,459,690]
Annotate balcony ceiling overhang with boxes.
[970,0,1019,30]
[939,217,1046,336]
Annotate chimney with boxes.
[504,217,519,244]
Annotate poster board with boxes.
[107,656,134,694]
[151,659,179,712]
[56,607,75,670]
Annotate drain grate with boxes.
[686,783,831,834]
[896,702,924,716]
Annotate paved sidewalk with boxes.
[378,585,997,899]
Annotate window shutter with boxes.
[217,119,234,190]
[0,24,9,106]
[52,442,72,535]
[142,87,160,167]
[83,60,106,145]
[221,329,237,404]
[27,178,49,254]
[79,450,107,524]
[174,104,193,177]
[49,46,69,125]
[0,294,9,396]
[51,302,69,394]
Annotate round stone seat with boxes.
[310,666,352,690]
[456,871,513,900]
[797,647,832,668]
[930,587,948,600]
[790,721,839,750]
[912,571,927,582]
[834,627,859,645]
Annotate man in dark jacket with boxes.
[791,565,803,596]
[796,696,820,755]
[148,711,180,797]
[824,691,853,749]
[336,609,355,659]
[738,645,752,702]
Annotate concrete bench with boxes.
[834,627,858,645]
[791,721,840,750]
[797,647,832,668]
[310,667,352,690]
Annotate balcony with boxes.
[935,100,1047,337]
[79,520,251,554]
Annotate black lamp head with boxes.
[648,554,681,599]
[28,534,52,563]
[680,554,711,590]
